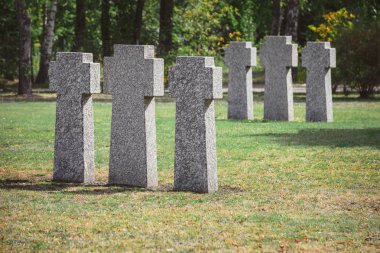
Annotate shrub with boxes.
[334,21,380,98]
[308,8,355,42]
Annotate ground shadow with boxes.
[245,128,380,149]
[0,179,170,194]
[0,179,246,195]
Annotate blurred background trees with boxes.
[334,21,380,98]
[0,0,379,97]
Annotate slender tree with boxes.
[72,0,86,51]
[15,0,32,96]
[284,0,300,82]
[40,1,47,60]
[35,0,58,84]
[284,0,299,41]
[101,0,111,57]
[133,0,146,44]
[158,0,174,55]
[271,0,282,35]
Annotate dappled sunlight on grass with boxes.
[0,98,379,252]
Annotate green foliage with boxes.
[173,0,240,57]
[54,0,75,52]
[2,0,380,95]
[0,0,19,79]
[334,21,380,98]
[249,0,272,43]
[139,0,160,46]
[308,8,355,42]
[112,0,137,44]
[84,1,102,61]
[299,0,379,45]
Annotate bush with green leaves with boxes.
[334,21,380,98]
[173,0,239,57]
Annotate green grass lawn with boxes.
[0,96,379,252]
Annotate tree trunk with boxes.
[36,0,58,84]
[271,0,282,35]
[133,0,146,44]
[15,0,32,96]
[113,1,134,44]
[40,1,47,58]
[284,0,299,41]
[158,0,174,55]
[72,0,85,51]
[284,0,299,83]
[31,37,34,85]
[359,85,375,99]
[101,0,111,57]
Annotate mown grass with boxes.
[0,95,379,252]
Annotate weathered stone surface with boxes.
[49,52,100,183]
[225,42,257,120]
[260,36,298,121]
[169,57,222,193]
[104,45,164,188]
[302,42,336,122]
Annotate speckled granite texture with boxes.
[260,36,298,121]
[104,45,164,188]
[225,42,257,120]
[169,57,222,193]
[302,42,336,122]
[49,52,100,183]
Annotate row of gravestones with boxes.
[227,36,336,122]
[49,35,335,193]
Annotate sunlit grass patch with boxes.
[0,97,379,252]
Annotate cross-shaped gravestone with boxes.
[260,36,298,121]
[225,42,257,120]
[302,42,336,122]
[169,57,222,193]
[104,45,164,188]
[49,52,100,183]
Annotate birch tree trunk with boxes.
[284,0,299,41]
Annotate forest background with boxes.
[1,0,379,98]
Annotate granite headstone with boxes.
[225,42,257,120]
[49,52,100,183]
[260,36,298,121]
[169,57,222,193]
[302,42,336,122]
[104,45,164,188]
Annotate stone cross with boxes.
[49,52,100,183]
[225,42,257,120]
[169,57,222,193]
[302,42,336,122]
[104,45,164,188]
[260,36,298,121]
